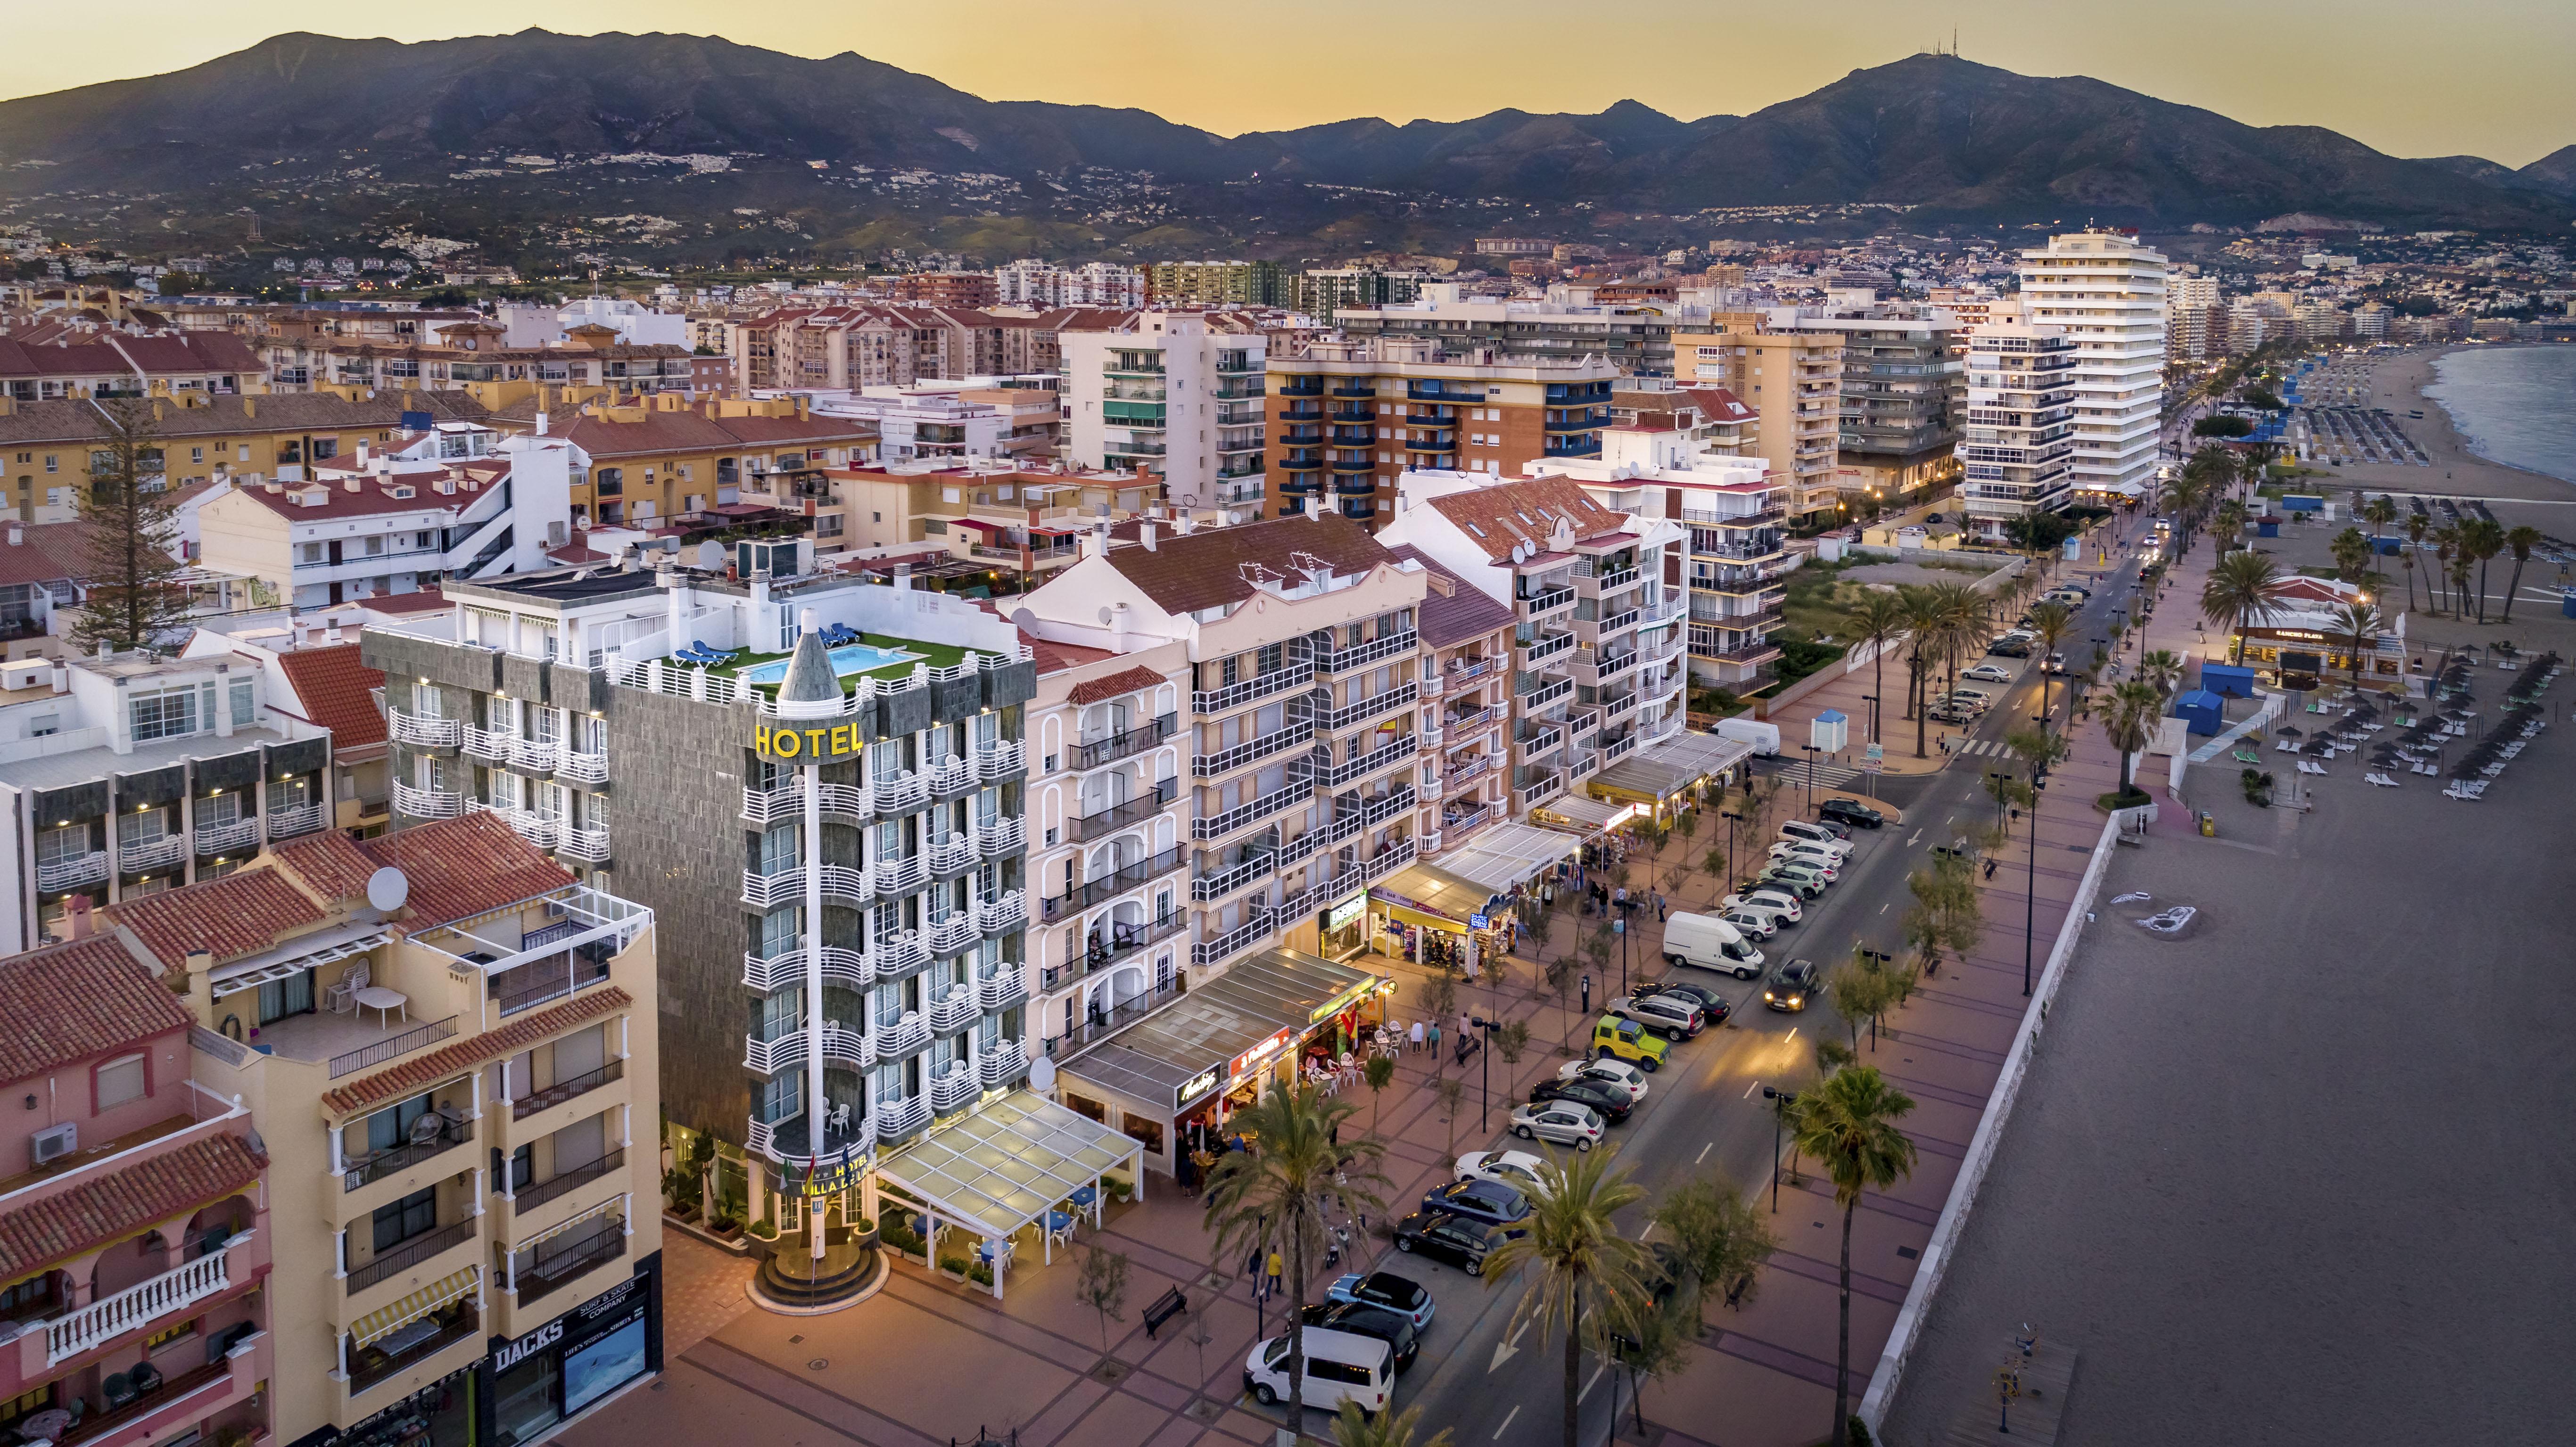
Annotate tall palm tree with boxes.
[2461,517,2506,624]
[1927,581,1988,708]
[1791,1068,1919,1447]
[1484,1148,1652,1447]
[1330,1400,1454,1447]
[2325,600,2384,691]
[1203,1085,1389,1437]
[2024,600,2076,718]
[2158,472,2207,557]
[2212,498,2249,552]
[2138,648,2185,697]
[1836,591,1910,747]
[1901,587,1947,757]
[2500,524,2543,623]
[2400,513,2428,615]
[2101,680,2163,796]
[2429,524,2460,615]
[2236,442,2276,499]
[2199,550,2282,666]
[2360,495,2398,578]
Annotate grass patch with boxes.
[712,633,977,696]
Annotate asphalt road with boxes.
[1329,528,2161,1445]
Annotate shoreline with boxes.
[2314,344,2574,506]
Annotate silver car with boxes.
[1510,1101,1604,1151]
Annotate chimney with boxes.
[344,477,361,492]
[1139,521,1156,552]
[241,396,255,419]
[893,563,912,592]
[325,622,343,644]
[1175,514,1197,535]
[4,524,20,547]
[535,411,548,436]
[1304,495,1322,520]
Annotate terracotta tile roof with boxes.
[1383,545,1515,648]
[0,391,488,448]
[230,472,497,523]
[1024,631,1112,675]
[274,643,386,752]
[1067,664,1169,706]
[1423,477,1622,564]
[1104,515,1398,617]
[322,987,633,1117]
[553,404,875,462]
[361,588,449,617]
[0,935,188,1083]
[0,521,89,588]
[111,869,325,971]
[362,812,573,927]
[272,829,380,906]
[0,1133,265,1281]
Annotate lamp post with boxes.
[1859,693,1881,747]
[1720,810,1744,888]
[1613,914,1629,997]
[1987,770,2012,840]
[1800,744,1820,810]
[1468,1015,1500,1131]
[1759,1085,1798,1213]
[2016,769,2048,996]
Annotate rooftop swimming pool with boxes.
[736,642,923,687]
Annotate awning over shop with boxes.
[1593,731,1752,804]
[351,1266,480,1346]
[1057,948,1388,1115]
[1435,824,1582,895]
[1375,863,1496,931]
[876,1091,1140,1245]
[1528,794,1630,835]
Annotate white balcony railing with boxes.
[976,816,1026,859]
[925,988,980,1034]
[35,851,109,892]
[925,756,974,797]
[974,740,1026,783]
[742,944,875,994]
[47,1230,250,1364]
[876,1094,931,1140]
[192,817,261,856]
[389,711,461,748]
[974,969,1026,1011]
[978,890,1028,936]
[927,912,980,956]
[976,1040,1028,1088]
[929,1066,978,1113]
[116,835,184,874]
[875,1013,931,1060]
[556,826,611,864]
[470,803,557,849]
[743,1029,807,1075]
[874,774,929,813]
[511,739,561,773]
[874,854,926,896]
[267,801,326,838]
[925,834,976,875]
[557,750,608,785]
[461,726,511,761]
[742,866,806,910]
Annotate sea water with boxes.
[2423,345,2576,485]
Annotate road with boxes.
[1338,525,2159,1446]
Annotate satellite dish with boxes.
[697,540,725,571]
[1096,606,1114,625]
[365,866,410,913]
[1028,1054,1057,1094]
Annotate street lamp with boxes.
[1859,693,1881,747]
[1720,809,1745,887]
[1986,769,2012,839]
[1468,1015,1502,1131]
[1759,1085,1799,1213]
[1800,744,1821,810]
[2016,770,2048,996]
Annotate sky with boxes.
[4,1,2571,167]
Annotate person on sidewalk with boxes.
[1427,1021,1442,1059]
[1267,1250,1284,1299]
[1654,891,1668,922]
[1409,1019,1425,1053]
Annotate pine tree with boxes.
[68,399,193,655]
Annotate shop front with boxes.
[1053,947,1390,1185]
[1371,825,1579,968]
[2230,628,2402,691]
[1316,888,1370,960]
[484,1260,662,1447]
[1591,732,1752,827]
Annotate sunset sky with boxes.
[5,0,2570,167]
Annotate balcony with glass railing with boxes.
[1191,721,1316,780]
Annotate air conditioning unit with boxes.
[30,1122,76,1168]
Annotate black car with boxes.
[1637,980,1732,1026]
[1987,638,2031,658]
[1527,1076,1634,1122]
[1818,798,1885,830]
[1297,1301,1423,1372]
[1762,958,1820,1012]
[1391,1211,1506,1275]
[1421,1178,1532,1234]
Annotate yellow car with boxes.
[1590,1016,1670,1073]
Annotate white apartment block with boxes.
[1061,312,1265,516]
[2017,231,2166,492]
[996,261,1147,309]
[1956,325,2080,534]
[500,296,691,349]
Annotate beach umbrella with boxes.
[2275,724,2304,739]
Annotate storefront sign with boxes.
[1323,892,1367,932]
[490,1274,646,1374]
[1309,979,1379,1025]
[787,1143,864,1198]
[493,1317,566,1373]
[752,721,867,765]
[1177,1068,1221,1109]
[1233,1027,1295,1077]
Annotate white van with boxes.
[1712,717,1781,756]
[1660,911,1767,979]
[1244,1327,1393,1414]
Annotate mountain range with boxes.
[0,32,2567,267]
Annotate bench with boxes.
[1142,1285,1189,1339]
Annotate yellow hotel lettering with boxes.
[754,722,863,764]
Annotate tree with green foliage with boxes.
[1791,1069,1920,1447]
[68,399,193,656]
[2325,600,2384,692]
[1837,591,1911,748]
[2461,516,2506,623]
[2023,600,2076,718]
[1649,1174,1777,1334]
[2499,525,2543,623]
[1485,1148,1652,1447]
[2200,551,2283,665]
[2101,681,2164,798]
[1075,1243,1131,1354]
[1364,1054,1396,1135]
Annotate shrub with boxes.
[746,1218,777,1240]
[966,1261,995,1286]
[939,1254,972,1276]
[707,1212,741,1234]
[881,1221,928,1256]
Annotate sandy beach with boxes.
[2306,346,2576,516]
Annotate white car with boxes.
[1555,1056,1650,1102]
[1720,907,1781,940]
[1764,843,1840,880]
[1779,819,1851,849]
[1960,662,2015,684]
[1510,1101,1604,1151]
[1455,1149,1550,1194]
[1722,888,1803,923]
[1773,827,1853,859]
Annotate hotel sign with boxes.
[754,721,867,765]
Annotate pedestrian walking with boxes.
[1267,1250,1284,1298]
[1427,1021,1441,1057]
[1655,891,1668,922]
[1409,1019,1425,1053]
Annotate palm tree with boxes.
[2158,472,2207,557]
[1927,582,1989,709]
[1330,1400,1454,1447]
[2429,524,2460,614]
[2360,495,2398,578]
[2236,442,2276,499]
[2400,513,2428,615]
[1791,1068,1919,1447]
[2200,550,2282,666]
[2212,498,2249,552]
[1901,587,1946,757]
[2024,600,2076,718]
[1483,1147,1652,1447]
[2325,600,2384,691]
[1836,591,1910,747]
[2101,680,2162,796]
[2449,552,2476,624]
[2138,648,2185,697]
[2500,524,2543,622]
[1203,1085,1389,1437]
[2461,517,2506,623]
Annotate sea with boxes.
[2421,345,2576,485]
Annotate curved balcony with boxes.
[974,968,1028,1013]
[978,889,1029,937]
[558,750,609,786]
[1329,457,1375,475]
[743,1028,806,1075]
[926,756,976,800]
[875,1094,932,1146]
[929,1066,979,1115]
[974,740,1025,783]
[874,853,926,896]
[461,727,511,762]
[926,911,981,957]
[389,711,461,749]
[925,834,977,876]
[925,987,980,1035]
[743,943,875,994]
[35,850,108,892]
[742,865,805,910]
[976,816,1026,859]
[875,1013,932,1060]
[116,834,185,876]
[874,773,930,814]
[392,783,464,820]
[268,800,325,839]
[977,1039,1030,1090]
[510,739,560,774]
[193,816,261,856]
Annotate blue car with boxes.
[1326,1270,1435,1330]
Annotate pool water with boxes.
[735,642,922,687]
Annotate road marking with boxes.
[1905,829,1922,847]
[1578,1365,1606,1403]
[1786,1028,1799,1042]
[1879,903,1889,914]
[1739,1080,1758,1101]
[1493,1407,1521,1439]
[1489,1321,1532,1373]
[1700,1138,1718,1163]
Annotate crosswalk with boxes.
[1948,738,2016,759]
[1754,756,1865,787]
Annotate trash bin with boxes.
[2560,588,2576,620]
[2198,812,2217,838]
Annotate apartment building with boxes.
[819,459,1159,582]
[730,306,1063,392]
[1022,639,1191,1059]
[1264,337,1614,529]
[160,813,661,1447]
[2166,275,2225,363]
[498,298,689,351]
[1783,305,1965,502]
[993,262,1144,310]
[1954,324,2079,537]
[1673,323,1845,525]
[0,330,265,402]
[177,630,391,837]
[0,646,341,953]
[1142,261,1286,309]
[196,420,579,608]
[1610,381,1755,460]
[1332,281,1717,376]
[2017,231,2167,495]
[362,559,1038,1284]
[532,394,879,530]
[1377,474,1688,814]
[1382,548,1515,857]
[1288,269,1428,318]
[887,273,1000,309]
[1015,513,1427,976]
[801,383,1061,467]
[254,321,694,413]
[1061,312,1265,517]
[0,934,273,1447]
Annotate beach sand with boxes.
[2304,346,2575,510]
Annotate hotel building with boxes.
[1955,325,2079,538]
[2017,231,2167,495]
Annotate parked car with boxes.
[1609,992,1704,1040]
[1818,798,1886,830]
[1720,907,1780,940]
[1961,662,2015,684]
[1775,824,1853,856]
[1509,1100,1605,1151]
[1245,1328,1392,1414]
[1780,818,1851,846]
[1636,980,1731,1026]
[1987,637,2032,658]
[1328,1270,1435,1329]
[1296,1302,1422,1373]
[1767,841,1843,876]
[1528,1076,1636,1121]
[1925,702,1976,725]
[1762,958,1820,1012]
[1456,1148,1551,1195]
[1756,863,1829,898]
[1591,1016,1670,1070]
[1943,689,1993,712]
[1391,1205,1504,1272]
[1556,1056,1651,1102]
[1422,1178,1533,1234]
[1722,888,1803,922]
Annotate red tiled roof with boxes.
[361,588,449,617]
[1383,544,1515,648]
[230,474,495,523]
[1103,515,1397,617]
[1423,477,1623,564]
[1024,631,1113,675]
[1067,665,1168,706]
[112,869,325,971]
[0,1133,265,1280]
[322,987,633,1116]
[275,643,386,752]
[0,934,188,1083]
[361,812,573,927]
[271,829,380,906]
[0,521,88,588]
